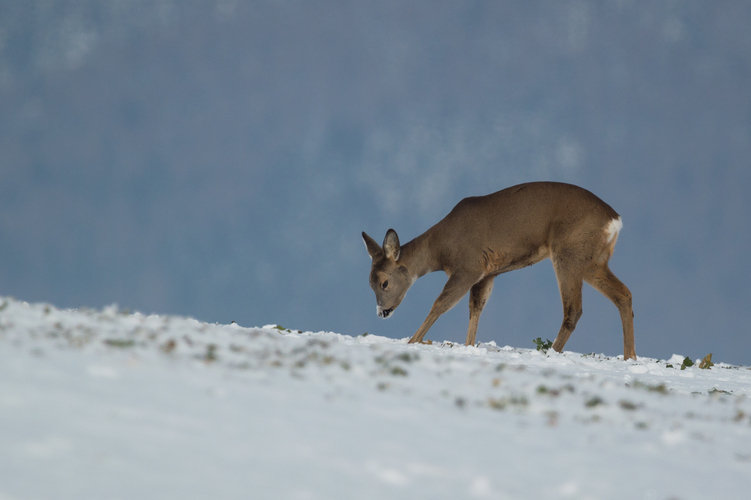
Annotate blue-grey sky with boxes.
[1,1,750,364]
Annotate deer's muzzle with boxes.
[378,307,394,319]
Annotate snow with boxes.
[1,297,750,499]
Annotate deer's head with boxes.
[362,229,413,319]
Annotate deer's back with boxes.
[428,182,620,274]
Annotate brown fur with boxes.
[363,182,635,360]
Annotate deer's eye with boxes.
[381,280,389,290]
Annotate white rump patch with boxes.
[605,217,623,243]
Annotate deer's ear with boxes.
[362,232,383,260]
[383,229,400,261]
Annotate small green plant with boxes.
[680,357,694,370]
[533,338,553,352]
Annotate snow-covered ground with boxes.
[1,297,750,500]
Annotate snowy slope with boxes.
[1,297,750,500]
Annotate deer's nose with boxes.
[379,308,394,318]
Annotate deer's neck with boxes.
[399,232,441,279]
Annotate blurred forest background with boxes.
[1,1,750,363]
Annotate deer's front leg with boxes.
[408,274,479,344]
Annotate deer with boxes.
[362,181,636,360]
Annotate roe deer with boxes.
[362,181,635,360]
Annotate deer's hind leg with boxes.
[585,263,635,360]
[466,275,495,346]
[550,253,584,354]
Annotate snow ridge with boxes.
[1,297,750,499]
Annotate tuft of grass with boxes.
[273,325,302,334]
[698,353,714,369]
[585,396,605,408]
[104,339,135,348]
[488,398,505,410]
[375,352,418,375]
[631,380,669,395]
[708,388,732,396]
[395,352,419,363]
[680,357,694,370]
[390,366,408,376]
[204,344,218,362]
[533,337,553,352]
[161,339,177,353]
[619,400,639,411]
[537,384,575,397]
[488,395,529,411]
